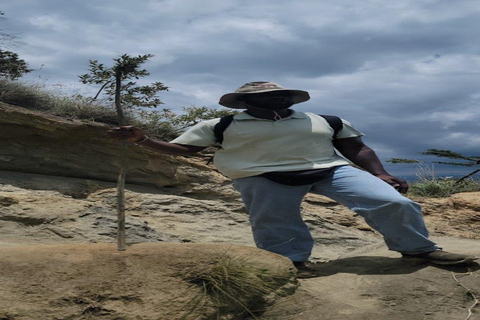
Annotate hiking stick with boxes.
[115,69,127,251]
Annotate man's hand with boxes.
[375,174,409,194]
[107,126,145,142]
[108,126,207,155]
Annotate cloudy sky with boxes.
[2,0,480,179]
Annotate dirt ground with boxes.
[0,243,295,320]
[261,237,480,320]
[1,239,478,320]
[1,172,480,319]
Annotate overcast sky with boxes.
[2,0,480,179]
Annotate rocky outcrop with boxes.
[0,103,222,188]
[0,170,383,261]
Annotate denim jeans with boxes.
[233,165,439,262]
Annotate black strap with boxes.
[319,115,343,139]
[213,113,343,144]
[213,114,235,144]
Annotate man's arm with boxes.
[333,137,408,193]
[108,126,206,155]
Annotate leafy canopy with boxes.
[139,106,237,141]
[421,149,480,166]
[79,54,168,110]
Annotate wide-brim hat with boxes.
[219,81,310,109]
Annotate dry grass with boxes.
[0,79,226,141]
[0,79,122,124]
[179,252,294,319]
[408,164,480,198]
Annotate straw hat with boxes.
[219,81,310,109]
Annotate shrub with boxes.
[408,164,480,197]
[409,179,480,198]
[179,253,292,319]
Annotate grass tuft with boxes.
[408,164,480,198]
[179,253,292,319]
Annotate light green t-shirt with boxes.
[170,111,364,179]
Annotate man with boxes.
[109,81,477,278]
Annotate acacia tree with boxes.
[79,53,168,251]
[388,149,480,183]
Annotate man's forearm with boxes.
[136,138,205,155]
[344,146,389,176]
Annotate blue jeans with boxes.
[233,165,439,262]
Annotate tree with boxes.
[138,106,237,140]
[173,106,236,129]
[0,49,32,80]
[0,12,32,80]
[79,54,168,111]
[388,149,480,183]
[387,158,420,164]
[80,53,168,251]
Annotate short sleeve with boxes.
[336,119,365,139]
[169,118,220,147]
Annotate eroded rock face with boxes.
[0,103,211,188]
[0,170,382,262]
[415,193,480,239]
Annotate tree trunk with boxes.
[115,70,127,251]
[455,168,480,185]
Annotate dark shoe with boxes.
[402,250,479,266]
[293,261,321,279]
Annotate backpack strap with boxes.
[213,114,235,144]
[319,115,343,139]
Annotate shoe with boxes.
[293,261,321,279]
[402,250,479,266]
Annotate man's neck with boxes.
[245,107,292,120]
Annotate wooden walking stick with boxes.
[114,68,127,251]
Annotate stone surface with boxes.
[0,170,383,262]
[0,103,216,188]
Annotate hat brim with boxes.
[219,89,310,109]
